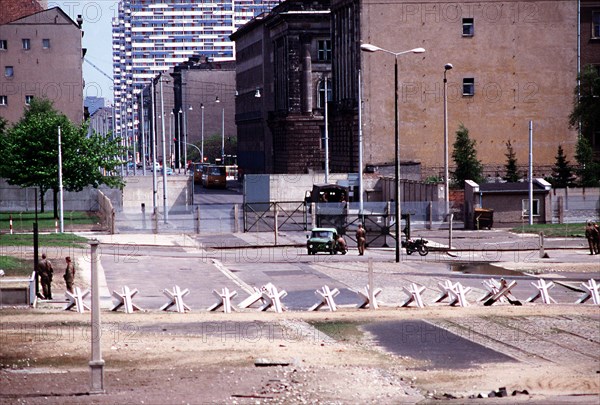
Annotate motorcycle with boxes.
[402,237,429,256]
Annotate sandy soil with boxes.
[1,303,599,404]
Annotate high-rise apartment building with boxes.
[111,0,280,141]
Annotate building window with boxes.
[22,38,31,50]
[317,79,332,108]
[317,40,331,62]
[522,199,540,217]
[463,78,475,96]
[42,38,50,49]
[0,40,7,50]
[593,11,600,38]
[5,66,14,77]
[0,96,7,106]
[462,18,474,36]
[25,95,34,105]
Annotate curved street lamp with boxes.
[444,63,453,219]
[360,43,425,263]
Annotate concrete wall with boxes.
[551,187,600,223]
[244,173,379,203]
[0,179,112,212]
[121,175,192,211]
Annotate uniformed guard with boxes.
[38,253,54,300]
[63,256,75,293]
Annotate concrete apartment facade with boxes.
[112,0,280,147]
[0,7,84,125]
[232,0,333,174]
[331,0,580,179]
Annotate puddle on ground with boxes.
[450,262,523,276]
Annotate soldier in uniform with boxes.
[585,221,600,255]
[38,253,54,299]
[63,256,75,293]
[356,224,366,255]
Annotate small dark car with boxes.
[307,227,347,255]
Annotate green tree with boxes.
[574,135,600,187]
[0,98,124,215]
[451,123,483,188]
[549,145,576,188]
[196,134,237,164]
[503,140,522,182]
[569,65,600,150]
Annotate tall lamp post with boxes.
[443,63,453,218]
[177,108,183,173]
[184,105,192,172]
[360,43,425,263]
[215,96,224,164]
[200,103,205,162]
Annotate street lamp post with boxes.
[215,96,224,164]
[200,103,204,162]
[443,63,453,219]
[184,105,192,173]
[360,43,425,263]
[177,108,183,173]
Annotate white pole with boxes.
[183,107,188,172]
[529,120,533,226]
[58,126,64,233]
[88,240,105,393]
[221,107,225,164]
[150,80,158,211]
[324,78,329,184]
[160,75,168,223]
[140,88,146,176]
[201,104,205,162]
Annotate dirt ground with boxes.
[1,302,599,404]
[1,242,599,404]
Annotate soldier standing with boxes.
[38,253,54,300]
[356,224,366,255]
[585,221,599,255]
[63,256,75,293]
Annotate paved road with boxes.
[95,228,599,312]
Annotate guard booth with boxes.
[306,184,349,232]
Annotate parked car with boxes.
[306,227,347,255]
[160,166,173,175]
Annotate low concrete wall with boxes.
[121,175,193,211]
[244,173,380,203]
[551,187,600,223]
[0,179,121,213]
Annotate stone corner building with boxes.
[232,0,332,175]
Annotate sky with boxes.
[49,1,119,104]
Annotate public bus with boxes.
[193,162,209,184]
[201,165,227,189]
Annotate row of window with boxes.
[0,95,34,106]
[462,13,600,38]
[0,38,51,50]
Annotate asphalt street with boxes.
[92,228,599,312]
